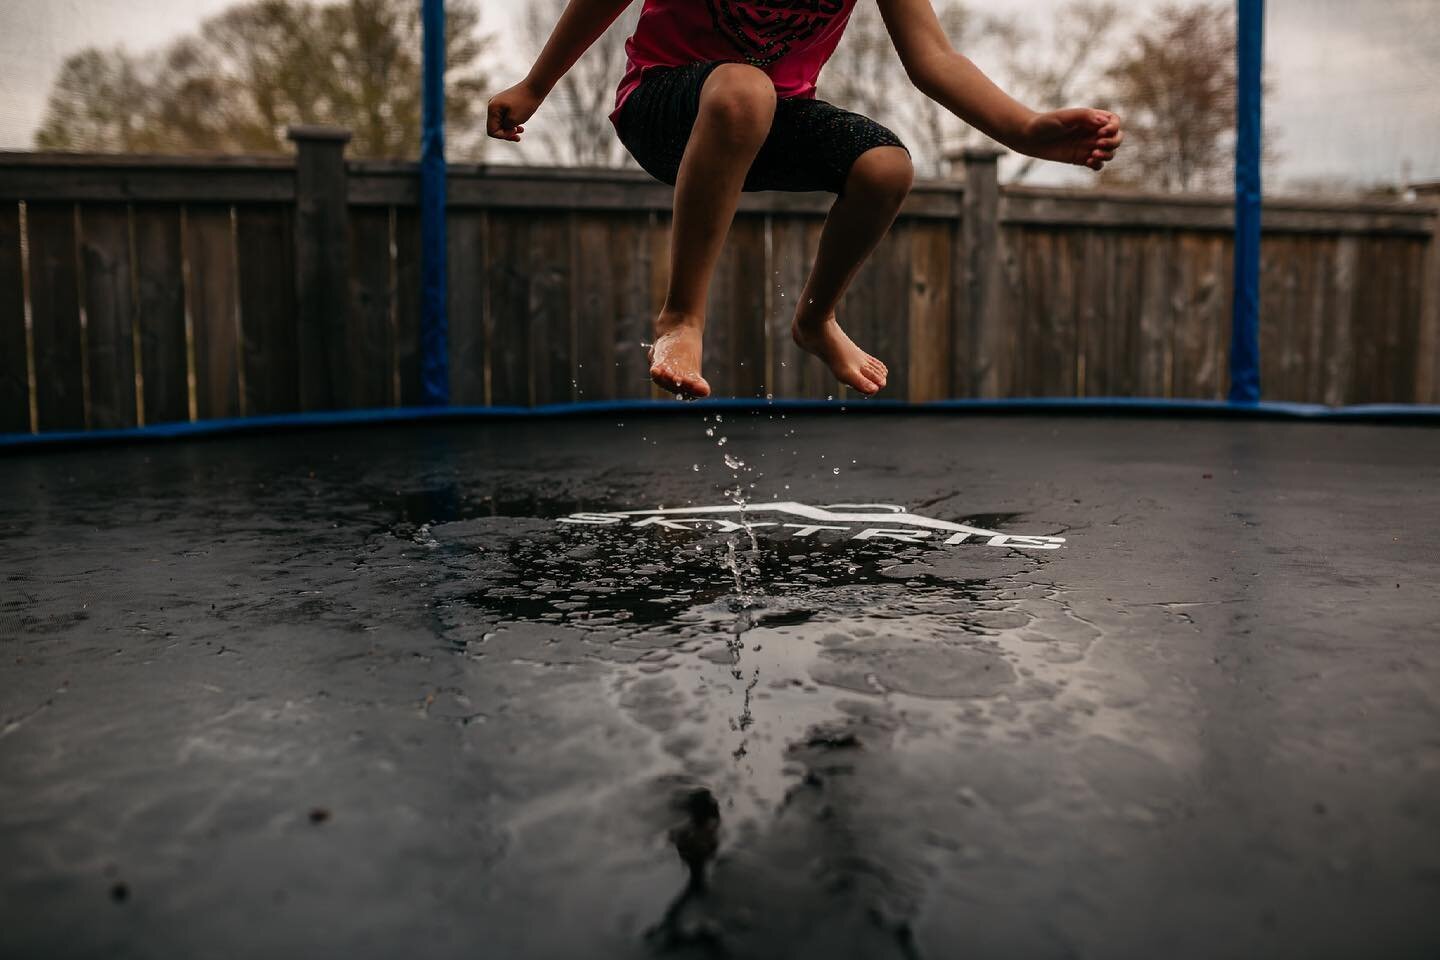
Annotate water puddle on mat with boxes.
[416,486,1099,832]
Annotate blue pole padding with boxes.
[420,0,450,406]
[1229,0,1264,403]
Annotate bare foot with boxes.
[791,315,887,395]
[649,315,711,398]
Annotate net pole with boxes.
[421,0,450,406]
[1228,0,1264,403]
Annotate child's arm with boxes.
[487,0,634,142]
[877,0,1123,170]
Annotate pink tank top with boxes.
[610,0,860,126]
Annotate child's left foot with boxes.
[649,314,712,398]
[792,315,888,395]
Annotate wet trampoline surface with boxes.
[2,412,1439,959]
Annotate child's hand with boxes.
[1011,108,1124,171]
[487,83,544,143]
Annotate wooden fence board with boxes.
[185,206,242,419]
[395,207,423,407]
[0,203,28,432]
[705,215,768,398]
[766,217,829,399]
[446,209,486,406]
[347,205,394,409]
[571,212,655,401]
[133,205,188,423]
[78,205,137,429]
[1170,233,1226,398]
[1421,227,1440,404]
[993,226,1025,397]
[1075,230,1110,396]
[529,214,573,405]
[27,203,85,430]
[236,205,298,415]
[485,212,529,405]
[1403,239,1428,402]
[572,213,617,402]
[613,214,657,400]
[1045,230,1080,396]
[1134,232,1172,396]
[907,221,952,401]
[1300,238,1328,402]
[1344,239,1374,403]
[1320,236,1356,406]
[702,219,740,399]
[1373,238,1402,403]
[1012,230,1043,395]
[848,219,912,399]
[1382,239,1416,402]
[646,213,672,400]
[1089,231,1135,397]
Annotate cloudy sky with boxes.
[2,0,1437,187]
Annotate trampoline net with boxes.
[2,0,1436,188]
[0,0,1437,428]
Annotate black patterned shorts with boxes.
[615,61,908,195]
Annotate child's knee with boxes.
[848,147,914,204]
[698,64,777,142]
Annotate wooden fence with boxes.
[1,131,1437,435]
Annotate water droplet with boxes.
[705,427,715,437]
[832,467,840,475]
[692,464,700,472]
[717,436,728,446]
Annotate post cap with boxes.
[945,145,1005,164]
[286,126,353,144]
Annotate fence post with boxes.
[955,147,1005,397]
[1421,209,1440,404]
[288,126,352,411]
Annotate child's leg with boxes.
[791,146,914,395]
[649,64,777,398]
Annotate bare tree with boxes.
[1100,3,1240,192]
[518,0,641,168]
[993,1,1125,183]
[35,0,494,160]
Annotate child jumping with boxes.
[487,0,1123,398]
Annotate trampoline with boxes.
[3,405,1440,958]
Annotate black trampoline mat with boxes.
[2,412,1439,959]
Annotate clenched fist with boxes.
[486,82,544,142]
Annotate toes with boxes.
[848,369,882,395]
[651,365,711,399]
[650,364,685,395]
[848,378,877,396]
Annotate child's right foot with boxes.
[649,315,711,398]
[792,315,888,395]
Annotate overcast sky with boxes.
[2,0,1437,187]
